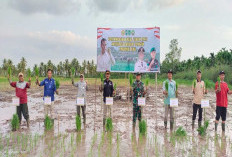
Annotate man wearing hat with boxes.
[132,73,146,129]
[99,70,115,127]
[72,74,88,125]
[8,72,31,127]
[134,47,148,72]
[162,70,177,130]
[215,71,232,132]
[192,70,208,128]
[147,47,160,72]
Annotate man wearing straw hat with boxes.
[72,74,88,125]
[8,72,31,127]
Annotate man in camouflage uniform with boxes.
[132,73,146,129]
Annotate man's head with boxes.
[138,47,145,60]
[18,72,24,82]
[136,73,141,81]
[47,69,53,79]
[101,38,107,53]
[80,74,84,81]
[150,47,156,59]
[219,71,225,81]
[105,70,110,79]
[197,70,202,80]
[167,70,173,80]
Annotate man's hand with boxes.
[28,77,31,82]
[216,88,221,93]
[56,90,59,95]
[163,90,168,95]
[205,89,208,94]
[107,48,111,55]
[193,88,195,94]
[85,80,88,84]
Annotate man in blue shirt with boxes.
[36,69,58,121]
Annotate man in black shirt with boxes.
[100,70,115,126]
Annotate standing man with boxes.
[36,69,58,122]
[147,47,160,72]
[192,70,207,128]
[97,38,115,71]
[8,72,31,127]
[72,74,88,125]
[163,70,177,130]
[132,73,146,129]
[99,70,115,127]
[215,71,232,132]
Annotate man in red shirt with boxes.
[215,71,232,132]
[8,72,31,127]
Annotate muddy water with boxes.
[1,84,232,156]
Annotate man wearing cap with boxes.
[215,71,232,132]
[8,72,31,127]
[134,47,148,72]
[72,74,88,125]
[192,70,207,128]
[97,38,115,72]
[162,70,177,130]
[147,47,160,71]
[36,69,58,122]
[99,70,115,126]
[132,73,146,129]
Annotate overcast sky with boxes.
[0,0,231,68]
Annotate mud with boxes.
[1,84,232,156]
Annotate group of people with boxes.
[8,68,231,132]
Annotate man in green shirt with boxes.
[163,70,177,130]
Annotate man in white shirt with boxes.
[97,38,115,71]
[134,47,148,72]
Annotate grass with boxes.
[197,120,209,136]
[139,119,147,136]
[11,114,19,131]
[76,115,81,131]
[129,73,133,87]
[193,79,196,88]
[44,115,53,131]
[105,118,113,132]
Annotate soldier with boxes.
[132,73,146,129]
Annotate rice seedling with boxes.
[174,127,187,137]
[193,79,196,88]
[114,83,117,91]
[176,82,178,91]
[35,67,39,77]
[105,118,113,132]
[145,78,149,87]
[55,79,60,89]
[76,114,81,131]
[139,119,147,136]
[204,79,210,89]
[165,81,169,91]
[8,66,12,77]
[217,77,221,88]
[44,115,53,131]
[129,73,133,87]
[27,69,31,78]
[197,120,209,136]
[100,73,104,84]
[71,67,75,77]
[11,114,20,131]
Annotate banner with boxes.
[97,27,160,73]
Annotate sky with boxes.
[0,0,231,68]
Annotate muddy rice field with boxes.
[1,83,232,157]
